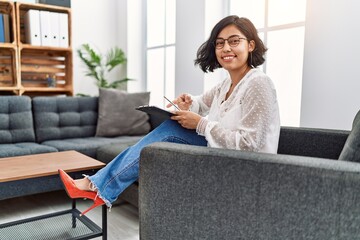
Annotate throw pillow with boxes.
[338,110,360,162]
[95,88,151,137]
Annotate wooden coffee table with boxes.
[0,151,107,240]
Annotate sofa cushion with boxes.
[42,135,143,158]
[95,88,150,137]
[0,143,57,158]
[0,96,35,144]
[96,139,142,164]
[32,97,98,142]
[339,110,360,162]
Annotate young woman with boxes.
[59,15,280,215]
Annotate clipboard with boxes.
[136,105,175,119]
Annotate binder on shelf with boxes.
[59,12,68,47]
[49,11,60,47]
[0,14,4,43]
[24,9,41,46]
[39,10,51,46]
[3,14,11,43]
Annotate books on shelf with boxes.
[39,10,51,46]
[0,13,11,43]
[24,9,41,45]
[24,9,68,47]
[3,14,10,43]
[58,12,68,47]
[0,14,4,43]
[49,11,60,47]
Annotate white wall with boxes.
[174,0,206,96]
[126,0,146,92]
[301,0,360,130]
[71,0,127,96]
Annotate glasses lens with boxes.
[215,39,225,49]
[228,36,241,47]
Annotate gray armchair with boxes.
[139,110,360,239]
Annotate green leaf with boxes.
[108,78,132,88]
[78,43,133,91]
[106,47,127,72]
[82,44,101,65]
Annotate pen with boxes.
[164,96,180,110]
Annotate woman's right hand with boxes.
[167,93,193,111]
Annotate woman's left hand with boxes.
[171,111,202,129]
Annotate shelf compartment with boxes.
[16,2,71,47]
[0,1,73,96]
[19,47,73,95]
[0,0,17,45]
[0,46,18,87]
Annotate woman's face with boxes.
[215,24,252,72]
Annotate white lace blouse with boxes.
[191,68,280,154]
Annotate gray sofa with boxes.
[139,110,360,239]
[0,95,162,202]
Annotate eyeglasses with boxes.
[214,35,247,49]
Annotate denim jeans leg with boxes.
[88,120,207,206]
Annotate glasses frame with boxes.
[214,35,248,49]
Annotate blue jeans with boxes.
[88,120,207,207]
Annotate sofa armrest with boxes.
[278,126,349,159]
[139,142,360,240]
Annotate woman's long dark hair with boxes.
[195,15,267,73]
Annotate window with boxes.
[146,0,176,107]
[228,0,307,127]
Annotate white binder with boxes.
[59,13,68,47]
[39,10,51,46]
[24,9,41,46]
[49,11,60,47]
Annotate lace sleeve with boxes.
[190,81,223,116]
[197,76,277,151]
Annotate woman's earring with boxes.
[250,52,255,68]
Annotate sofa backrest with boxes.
[32,97,98,143]
[0,96,36,144]
[339,109,360,162]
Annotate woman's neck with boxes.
[229,65,250,86]
[224,65,251,102]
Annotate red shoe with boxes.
[58,169,105,216]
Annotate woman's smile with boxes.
[222,54,237,62]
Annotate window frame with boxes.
[144,0,176,106]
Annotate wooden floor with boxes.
[0,190,139,240]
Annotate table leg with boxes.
[72,199,77,228]
[102,204,107,240]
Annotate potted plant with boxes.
[77,44,131,96]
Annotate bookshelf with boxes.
[0,0,73,96]
[0,1,18,93]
